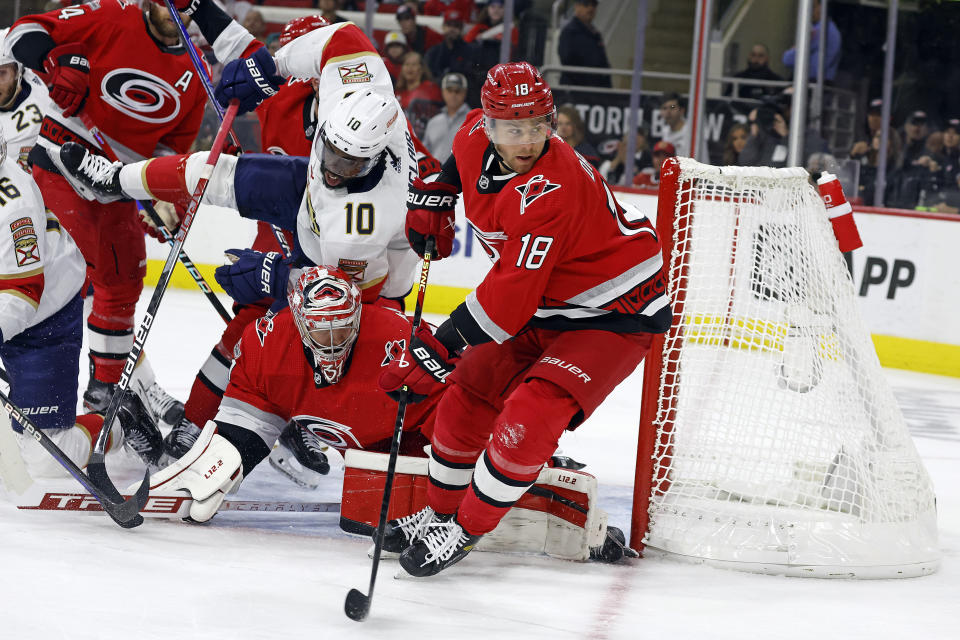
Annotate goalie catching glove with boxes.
[378,323,459,403]
[133,421,243,523]
[406,177,458,260]
[214,249,290,305]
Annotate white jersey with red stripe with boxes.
[0,156,84,342]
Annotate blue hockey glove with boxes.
[213,47,283,114]
[214,249,289,304]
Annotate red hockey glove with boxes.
[149,0,201,15]
[43,43,90,118]
[378,323,459,403]
[405,177,458,260]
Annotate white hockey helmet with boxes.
[317,89,400,181]
[287,266,363,385]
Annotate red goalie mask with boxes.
[288,266,362,384]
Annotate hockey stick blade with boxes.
[85,454,148,528]
[344,588,370,621]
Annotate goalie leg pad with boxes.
[138,421,243,523]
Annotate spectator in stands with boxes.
[658,92,688,157]
[775,87,830,157]
[900,111,930,168]
[317,0,348,24]
[242,9,265,42]
[722,122,749,166]
[465,1,519,51]
[425,9,476,81]
[851,126,901,206]
[599,127,653,185]
[266,33,282,56]
[805,152,839,184]
[782,0,841,82]
[942,119,960,184]
[423,0,477,18]
[397,4,444,55]
[724,44,784,101]
[558,0,611,89]
[423,72,471,163]
[382,31,410,85]
[633,141,676,187]
[850,98,885,154]
[740,102,788,167]
[395,51,443,138]
[556,105,600,168]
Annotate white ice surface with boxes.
[2,288,959,639]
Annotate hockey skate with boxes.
[140,380,185,432]
[398,518,481,577]
[160,417,202,467]
[376,505,452,555]
[589,526,639,563]
[57,142,125,203]
[268,423,331,489]
[116,392,163,468]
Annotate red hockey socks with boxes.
[455,379,579,536]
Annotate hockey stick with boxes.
[77,112,232,325]
[18,490,339,518]
[163,0,293,258]
[345,237,435,622]
[86,102,241,515]
[0,374,33,495]
[0,387,147,527]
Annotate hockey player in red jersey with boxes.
[3,0,207,427]
[378,62,672,576]
[142,266,442,523]
[0,126,163,473]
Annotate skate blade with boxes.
[367,543,400,560]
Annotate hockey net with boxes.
[632,157,939,578]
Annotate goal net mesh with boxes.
[638,158,939,577]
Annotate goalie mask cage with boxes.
[631,157,939,578]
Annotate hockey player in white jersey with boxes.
[0,127,164,474]
[56,17,430,467]
[0,28,53,173]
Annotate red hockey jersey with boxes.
[8,0,207,161]
[446,110,671,345]
[215,305,440,454]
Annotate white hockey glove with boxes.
[140,421,243,523]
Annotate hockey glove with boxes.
[138,201,181,244]
[406,177,458,260]
[378,323,459,403]
[43,43,90,118]
[149,0,201,15]
[214,249,289,305]
[214,46,283,114]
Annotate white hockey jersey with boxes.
[0,70,53,173]
[0,155,85,342]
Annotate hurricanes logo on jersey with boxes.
[100,69,182,124]
[514,174,560,216]
[291,415,362,450]
[254,310,278,346]
[382,339,408,367]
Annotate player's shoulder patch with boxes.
[338,61,373,85]
[514,174,561,216]
[381,338,408,367]
[8,216,40,267]
[253,309,280,347]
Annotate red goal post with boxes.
[631,157,939,579]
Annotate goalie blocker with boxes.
[341,449,630,562]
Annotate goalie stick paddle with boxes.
[344,238,435,622]
[77,112,232,325]
[163,0,293,258]
[0,387,147,528]
[86,102,241,520]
